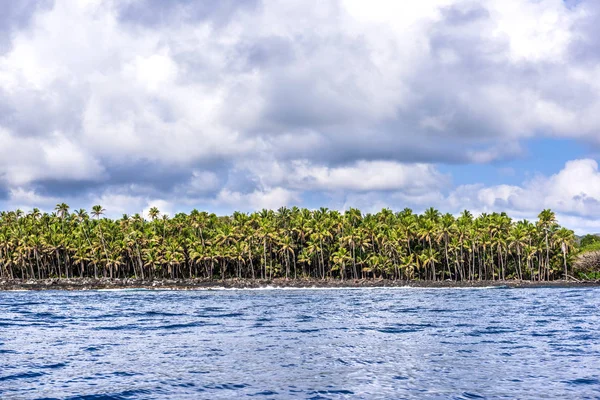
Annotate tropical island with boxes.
[1,204,599,290]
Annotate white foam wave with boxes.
[184,285,507,291]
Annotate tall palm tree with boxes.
[0,205,585,282]
[90,205,111,277]
[508,223,527,280]
[148,207,160,221]
[55,203,70,219]
[554,227,575,279]
[437,213,455,280]
[537,209,556,280]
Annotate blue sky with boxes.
[1,0,600,233]
[441,138,589,187]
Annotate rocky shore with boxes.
[1,278,599,291]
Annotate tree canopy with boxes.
[0,205,584,281]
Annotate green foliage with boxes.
[577,271,600,280]
[579,242,600,254]
[580,234,600,248]
[0,205,585,281]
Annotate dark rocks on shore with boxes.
[0,278,599,291]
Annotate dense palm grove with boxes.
[0,204,579,281]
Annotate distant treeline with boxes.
[0,205,581,281]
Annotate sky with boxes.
[1,0,600,233]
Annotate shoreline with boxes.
[1,278,599,291]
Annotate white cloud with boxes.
[303,158,600,233]
[216,187,300,211]
[1,0,596,173]
[6,187,60,211]
[465,159,600,217]
[91,193,147,216]
[142,199,174,218]
[488,0,579,62]
[231,159,448,194]
[185,171,221,194]
[0,129,105,186]
[0,0,600,229]
[128,52,178,92]
[287,160,447,192]
[440,159,600,233]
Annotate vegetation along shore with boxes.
[1,204,600,287]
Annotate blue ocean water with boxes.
[1,287,599,399]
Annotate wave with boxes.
[0,371,47,382]
[181,285,509,291]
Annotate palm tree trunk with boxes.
[248,248,255,279]
[33,250,41,279]
[545,231,550,281]
[55,250,62,279]
[352,243,357,280]
[490,246,494,281]
[563,249,568,280]
[498,247,505,280]
[517,249,523,280]
[444,237,451,280]
[429,239,436,281]
[263,238,267,280]
[293,252,297,280]
[319,238,325,280]
[136,246,144,280]
[478,248,482,281]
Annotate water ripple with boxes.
[1,288,600,399]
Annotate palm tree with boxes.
[437,213,455,280]
[418,219,437,280]
[278,235,295,280]
[554,227,575,279]
[148,207,160,221]
[508,223,527,280]
[400,253,416,280]
[90,205,110,277]
[0,205,585,282]
[419,248,439,281]
[331,247,351,280]
[537,209,556,280]
[55,203,70,219]
[91,205,105,220]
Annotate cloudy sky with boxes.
[1,0,600,232]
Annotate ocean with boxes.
[1,287,599,399]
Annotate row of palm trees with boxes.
[0,204,578,281]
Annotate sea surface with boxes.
[1,287,600,399]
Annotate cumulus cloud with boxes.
[215,187,300,211]
[435,159,600,233]
[452,159,600,217]
[0,0,600,224]
[288,161,448,192]
[234,159,449,193]
[0,129,105,186]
